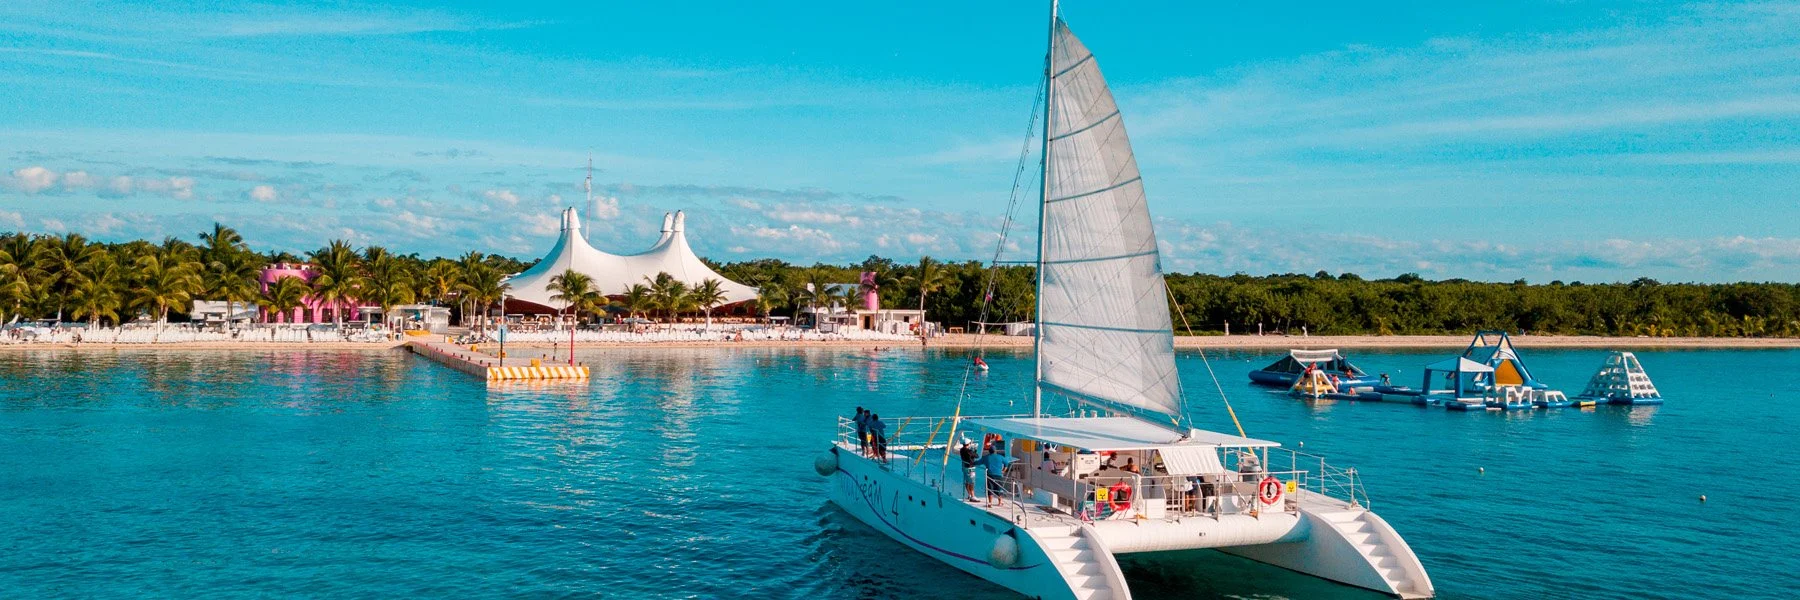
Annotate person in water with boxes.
[981,440,1014,506]
[959,439,980,501]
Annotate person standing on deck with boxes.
[853,407,869,455]
[981,440,1014,507]
[959,439,980,502]
[869,413,888,461]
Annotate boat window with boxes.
[982,524,997,534]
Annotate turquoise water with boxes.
[1,346,1796,599]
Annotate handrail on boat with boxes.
[837,414,1375,511]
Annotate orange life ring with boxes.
[1108,481,1133,512]
[1257,476,1284,506]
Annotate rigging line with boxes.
[1166,283,1246,438]
[942,71,1047,470]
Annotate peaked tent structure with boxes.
[504,208,758,312]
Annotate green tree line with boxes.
[6,225,1796,337]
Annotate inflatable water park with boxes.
[1249,349,1382,388]
[1270,331,1665,413]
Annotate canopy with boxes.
[966,416,1277,452]
[1289,349,1345,363]
[1157,446,1227,475]
[505,208,757,309]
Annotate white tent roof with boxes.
[505,208,758,308]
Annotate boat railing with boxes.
[1264,447,1370,509]
[835,414,1032,491]
[1061,471,1309,521]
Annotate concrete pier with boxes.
[404,339,590,381]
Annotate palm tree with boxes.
[690,278,729,329]
[548,269,603,326]
[197,222,246,265]
[904,256,955,329]
[421,260,461,307]
[308,240,362,327]
[261,275,310,323]
[360,246,415,328]
[207,252,263,328]
[752,285,787,322]
[68,253,124,326]
[617,283,653,322]
[793,270,836,315]
[646,272,691,324]
[130,253,203,323]
[456,264,508,334]
[0,234,37,323]
[33,232,104,321]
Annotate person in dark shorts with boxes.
[959,439,980,501]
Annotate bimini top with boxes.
[965,416,1278,452]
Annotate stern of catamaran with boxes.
[825,414,1434,599]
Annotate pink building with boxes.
[260,263,362,323]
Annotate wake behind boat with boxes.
[818,6,1433,598]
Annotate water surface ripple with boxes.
[1,346,1794,599]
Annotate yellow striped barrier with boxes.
[486,365,591,381]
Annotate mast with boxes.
[1032,0,1058,419]
[583,152,594,243]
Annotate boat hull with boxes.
[823,446,1085,600]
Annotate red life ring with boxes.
[1257,476,1284,506]
[1108,481,1133,512]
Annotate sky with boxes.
[2,0,1798,283]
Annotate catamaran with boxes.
[816,4,1433,599]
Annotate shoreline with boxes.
[2,334,1795,351]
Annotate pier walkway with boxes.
[404,338,589,381]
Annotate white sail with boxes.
[1036,20,1186,429]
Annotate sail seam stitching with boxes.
[1052,53,1095,78]
[1040,249,1158,265]
[1046,175,1140,204]
[1049,110,1120,142]
[1040,321,1166,334]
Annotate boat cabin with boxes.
[962,416,1288,520]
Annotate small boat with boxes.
[1249,349,1382,388]
[1576,351,1664,406]
[973,356,990,372]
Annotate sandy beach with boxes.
[6,333,1796,351]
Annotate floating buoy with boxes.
[1478,467,1485,474]
[1699,495,1707,503]
[1297,441,1305,448]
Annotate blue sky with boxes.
[2,1,1798,282]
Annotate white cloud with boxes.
[0,210,23,229]
[590,195,621,219]
[522,212,560,236]
[249,184,278,202]
[483,188,520,207]
[138,176,195,200]
[8,166,57,193]
[61,171,94,189]
[104,176,133,197]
